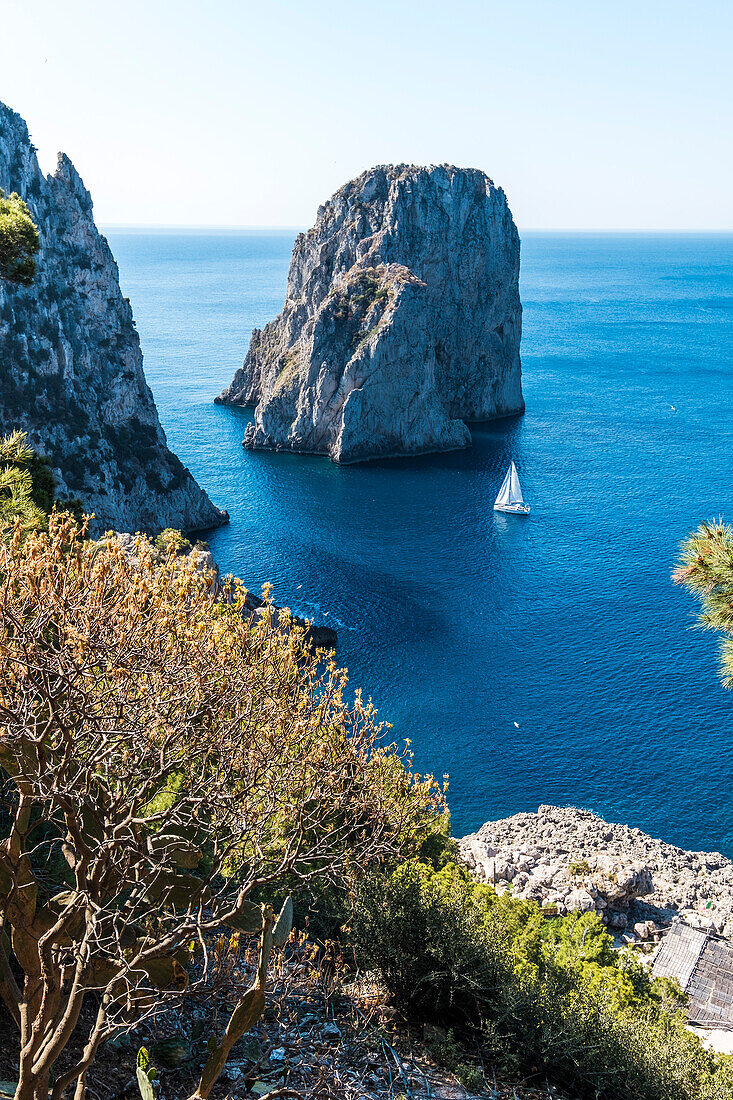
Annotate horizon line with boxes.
[101,224,733,234]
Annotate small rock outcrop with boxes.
[217,164,523,463]
[460,805,733,938]
[0,101,227,536]
[239,590,337,649]
[106,532,337,648]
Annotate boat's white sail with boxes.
[494,461,530,513]
[494,466,513,507]
[509,463,524,504]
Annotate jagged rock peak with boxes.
[0,100,228,536]
[218,163,523,464]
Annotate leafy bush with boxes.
[0,516,444,1100]
[330,266,390,329]
[352,860,733,1100]
[154,527,192,555]
[0,430,54,538]
[0,190,39,285]
[568,858,591,876]
[346,267,389,313]
[426,1027,485,1089]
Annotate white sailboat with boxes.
[494,461,530,514]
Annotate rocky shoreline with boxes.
[241,586,337,649]
[460,805,733,940]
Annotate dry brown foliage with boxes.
[0,515,443,1100]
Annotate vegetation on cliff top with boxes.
[354,859,733,1100]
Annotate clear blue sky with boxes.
[2,0,731,229]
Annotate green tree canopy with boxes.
[674,519,733,685]
[0,430,53,539]
[0,190,40,286]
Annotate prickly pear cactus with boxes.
[135,1047,157,1100]
[272,896,293,947]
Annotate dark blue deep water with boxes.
[107,229,733,855]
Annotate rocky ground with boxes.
[460,804,733,941]
[0,971,573,1100]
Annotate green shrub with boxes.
[0,429,55,538]
[568,858,591,876]
[426,1028,485,1090]
[351,859,733,1100]
[456,1063,485,1091]
[352,860,498,1019]
[0,189,39,285]
[347,267,389,313]
[154,527,192,555]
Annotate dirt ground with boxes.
[0,981,574,1100]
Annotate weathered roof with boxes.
[653,923,708,990]
[688,936,733,1028]
[653,922,733,1029]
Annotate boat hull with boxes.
[493,502,530,514]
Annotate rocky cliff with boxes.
[217,164,523,463]
[461,805,733,940]
[0,101,227,536]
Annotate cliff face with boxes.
[0,101,227,536]
[218,164,523,463]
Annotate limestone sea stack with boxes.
[217,164,523,463]
[0,101,228,536]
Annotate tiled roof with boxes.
[652,922,733,1030]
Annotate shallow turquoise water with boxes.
[107,228,733,854]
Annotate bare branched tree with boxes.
[0,515,443,1100]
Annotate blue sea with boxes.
[106,228,733,856]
